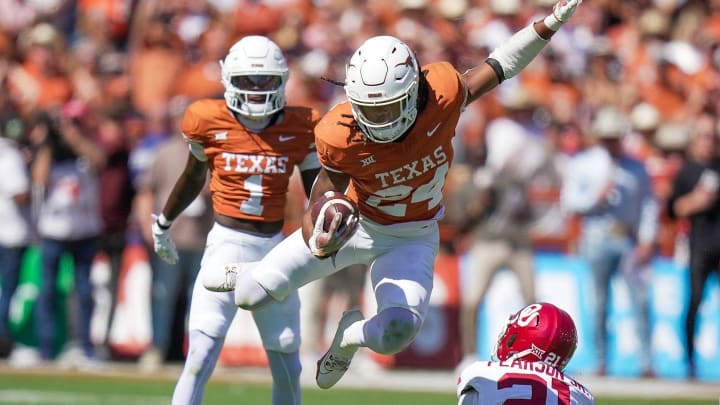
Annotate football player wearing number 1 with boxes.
[151,36,320,405]
[457,303,594,404]
[204,0,583,390]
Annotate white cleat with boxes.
[203,263,242,292]
[316,309,364,389]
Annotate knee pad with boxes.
[366,307,422,355]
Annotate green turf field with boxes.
[0,373,716,405]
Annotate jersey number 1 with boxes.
[240,174,264,216]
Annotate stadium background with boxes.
[5,245,720,381]
[2,0,720,402]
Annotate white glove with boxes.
[544,0,582,31]
[151,214,178,264]
[307,210,359,259]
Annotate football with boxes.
[310,191,359,234]
[305,191,360,257]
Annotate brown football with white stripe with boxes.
[311,191,359,233]
[308,191,359,255]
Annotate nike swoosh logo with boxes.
[279,135,295,142]
[427,123,441,137]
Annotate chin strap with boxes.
[505,348,536,363]
[235,114,273,132]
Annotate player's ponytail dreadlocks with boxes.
[321,76,365,142]
[416,68,429,114]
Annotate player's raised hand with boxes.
[544,0,582,31]
[151,214,179,264]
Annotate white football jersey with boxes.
[457,360,594,405]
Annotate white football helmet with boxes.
[344,36,420,143]
[220,36,288,119]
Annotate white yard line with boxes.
[0,390,168,405]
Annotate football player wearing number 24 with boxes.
[151,36,321,405]
[457,302,594,404]
[204,0,583,391]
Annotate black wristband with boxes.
[156,219,171,230]
[485,58,505,83]
[156,213,173,230]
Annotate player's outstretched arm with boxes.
[463,0,582,104]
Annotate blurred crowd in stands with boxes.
[0,0,718,378]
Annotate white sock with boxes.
[355,308,422,355]
[339,320,367,354]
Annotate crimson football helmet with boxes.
[493,302,578,371]
[220,36,288,119]
[344,35,420,143]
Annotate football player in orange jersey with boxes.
[204,0,582,390]
[150,36,320,405]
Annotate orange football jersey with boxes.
[182,99,320,222]
[315,62,466,225]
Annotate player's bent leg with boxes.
[235,268,277,310]
[249,229,360,304]
[171,330,224,405]
[363,307,422,355]
[364,239,434,355]
[266,350,302,405]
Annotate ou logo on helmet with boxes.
[509,303,542,327]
